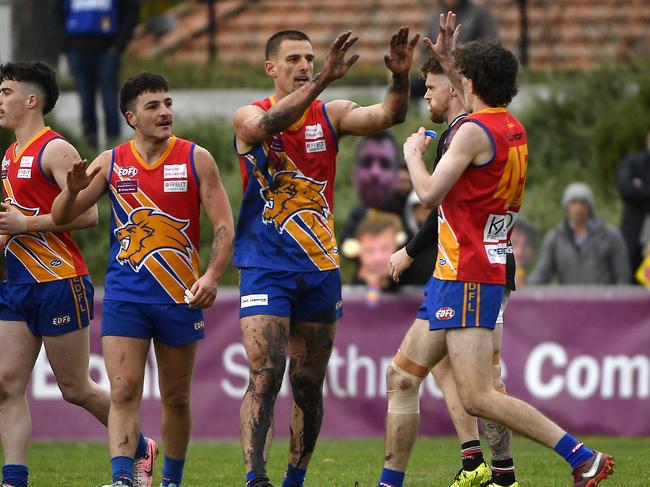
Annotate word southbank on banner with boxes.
[27,288,650,440]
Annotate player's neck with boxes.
[132,134,172,166]
[446,107,466,125]
[13,116,46,152]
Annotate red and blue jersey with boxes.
[234,97,340,271]
[105,136,201,304]
[435,108,528,284]
[1,127,88,283]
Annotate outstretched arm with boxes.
[51,151,110,225]
[329,27,420,137]
[187,146,235,309]
[0,139,99,235]
[234,30,360,148]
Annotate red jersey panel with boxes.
[435,108,528,284]
[1,127,88,283]
[106,136,202,304]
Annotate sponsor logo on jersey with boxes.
[164,180,188,193]
[17,168,31,179]
[306,140,326,153]
[164,164,187,179]
[435,307,456,320]
[19,156,34,168]
[2,157,10,178]
[117,166,138,177]
[50,259,62,267]
[116,179,138,193]
[485,243,510,265]
[241,294,269,308]
[483,211,517,242]
[304,123,324,140]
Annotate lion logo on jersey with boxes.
[114,208,193,272]
[261,171,330,232]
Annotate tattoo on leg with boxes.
[482,418,513,461]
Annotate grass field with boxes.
[15,436,649,486]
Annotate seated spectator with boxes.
[349,212,405,292]
[616,129,650,280]
[510,218,538,288]
[528,182,630,285]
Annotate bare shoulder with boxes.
[232,104,265,128]
[192,144,217,167]
[325,99,361,120]
[40,137,80,169]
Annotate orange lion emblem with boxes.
[114,208,193,271]
[261,171,330,232]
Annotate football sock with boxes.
[377,467,405,487]
[161,455,185,486]
[247,470,269,486]
[282,463,306,487]
[491,458,516,485]
[2,464,28,487]
[554,433,594,469]
[111,456,134,485]
[134,434,148,459]
[461,440,484,471]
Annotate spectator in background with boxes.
[529,182,630,284]
[616,129,650,281]
[340,132,413,255]
[353,211,405,291]
[57,0,141,150]
[510,218,538,288]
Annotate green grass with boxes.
[16,436,649,486]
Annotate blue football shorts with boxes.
[416,277,505,330]
[102,300,205,346]
[238,267,343,323]
[0,275,94,337]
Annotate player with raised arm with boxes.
[52,72,234,487]
[233,27,418,487]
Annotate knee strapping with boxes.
[386,352,428,415]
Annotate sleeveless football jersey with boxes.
[105,136,201,304]
[234,97,340,271]
[435,108,528,284]
[1,127,88,283]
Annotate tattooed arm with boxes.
[329,26,419,137]
[234,31,361,152]
[187,146,234,309]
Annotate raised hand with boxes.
[423,11,461,63]
[66,159,101,195]
[403,127,434,163]
[321,31,360,83]
[384,26,420,76]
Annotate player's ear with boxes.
[264,60,277,78]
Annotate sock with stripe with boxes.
[377,467,405,487]
[134,433,148,459]
[554,433,594,469]
[161,455,185,486]
[491,458,516,485]
[461,440,484,471]
[282,463,307,487]
[111,455,134,486]
[247,470,269,486]
[2,464,28,487]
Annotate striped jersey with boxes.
[234,97,340,271]
[1,127,88,283]
[435,108,528,284]
[105,136,201,304]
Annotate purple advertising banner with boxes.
[27,288,650,440]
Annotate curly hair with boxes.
[0,61,59,115]
[454,40,519,107]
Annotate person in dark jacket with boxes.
[57,0,141,149]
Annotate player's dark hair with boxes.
[454,39,519,107]
[119,72,169,118]
[420,56,445,76]
[0,61,59,115]
[265,30,311,60]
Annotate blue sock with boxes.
[282,463,307,487]
[111,455,134,485]
[2,464,28,487]
[134,434,148,459]
[161,455,186,486]
[378,467,405,487]
[554,433,594,469]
